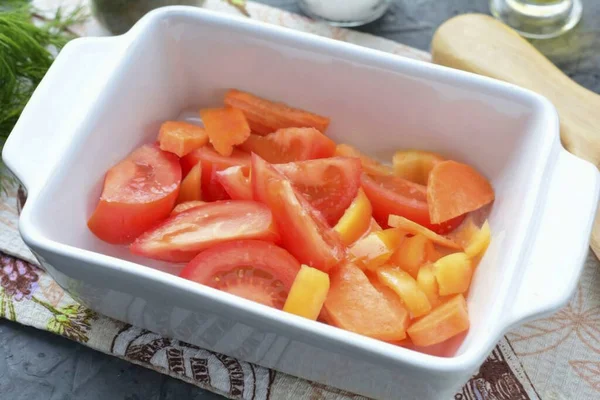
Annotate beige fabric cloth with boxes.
[1,1,598,399]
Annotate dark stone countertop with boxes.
[1,0,598,399]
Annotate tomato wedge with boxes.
[130,200,279,262]
[239,127,336,164]
[180,145,251,202]
[275,157,362,225]
[215,166,253,200]
[88,144,181,244]
[171,200,206,216]
[251,154,346,272]
[361,173,464,234]
[180,240,301,309]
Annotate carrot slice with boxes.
[224,89,330,135]
[177,161,202,204]
[171,200,206,216]
[324,263,409,341]
[392,150,444,185]
[407,294,470,347]
[335,144,393,176]
[199,107,251,157]
[377,267,432,318]
[334,189,373,245]
[239,128,336,164]
[388,215,462,250]
[283,265,330,320]
[433,253,473,296]
[389,234,437,278]
[158,121,209,157]
[427,160,495,224]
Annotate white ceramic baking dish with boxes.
[3,6,599,399]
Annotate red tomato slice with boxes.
[361,174,463,234]
[275,157,362,226]
[239,127,336,163]
[215,166,252,200]
[88,144,181,244]
[180,240,301,309]
[251,154,346,272]
[180,145,251,202]
[130,200,279,262]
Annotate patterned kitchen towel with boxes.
[1,1,599,399]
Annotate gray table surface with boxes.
[1,0,599,399]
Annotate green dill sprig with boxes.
[0,1,87,195]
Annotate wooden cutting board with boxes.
[431,14,600,259]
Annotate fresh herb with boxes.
[0,0,87,195]
[227,0,250,17]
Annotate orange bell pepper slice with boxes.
[392,150,444,185]
[199,107,251,157]
[349,228,405,271]
[224,89,330,135]
[389,234,437,278]
[416,264,440,308]
[427,160,495,224]
[334,189,373,246]
[388,215,462,250]
[433,252,473,296]
[283,265,330,320]
[324,263,409,341]
[177,161,202,204]
[407,294,470,347]
[465,220,491,260]
[377,266,432,318]
[158,121,209,157]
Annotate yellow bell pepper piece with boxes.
[283,265,330,320]
[334,189,372,246]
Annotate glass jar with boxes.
[489,0,582,38]
[298,0,390,27]
[91,0,205,35]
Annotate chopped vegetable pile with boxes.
[88,89,494,353]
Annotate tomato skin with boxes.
[180,240,301,309]
[130,200,280,262]
[361,173,429,227]
[88,144,181,244]
[180,145,251,202]
[275,157,362,226]
[251,154,346,272]
[361,174,463,234]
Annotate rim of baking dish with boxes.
[17,6,561,375]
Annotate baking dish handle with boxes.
[1,37,123,196]
[504,149,600,328]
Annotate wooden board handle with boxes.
[431,13,600,259]
[431,13,600,167]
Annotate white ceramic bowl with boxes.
[3,7,599,399]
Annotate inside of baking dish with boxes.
[28,11,554,359]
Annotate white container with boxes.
[3,6,598,399]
